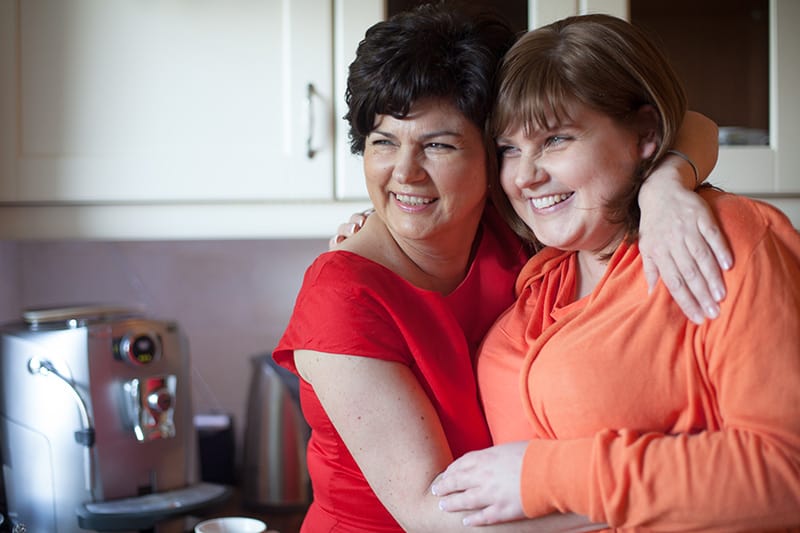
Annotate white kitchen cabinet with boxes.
[0,0,380,239]
[334,0,384,200]
[530,0,800,226]
[2,1,796,239]
[0,0,340,203]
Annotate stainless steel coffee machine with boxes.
[0,306,230,532]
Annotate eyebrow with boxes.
[498,119,576,142]
[371,129,464,140]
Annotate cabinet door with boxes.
[531,0,800,198]
[709,0,800,196]
[0,0,334,203]
[333,0,385,200]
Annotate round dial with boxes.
[118,332,161,365]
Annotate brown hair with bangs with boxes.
[488,14,688,248]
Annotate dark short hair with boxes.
[344,2,516,155]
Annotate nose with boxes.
[514,153,547,189]
[392,147,426,184]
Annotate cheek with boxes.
[498,162,518,197]
[363,155,390,182]
[442,156,488,194]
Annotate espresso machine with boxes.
[0,306,230,532]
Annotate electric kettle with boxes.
[241,354,310,510]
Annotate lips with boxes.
[531,192,573,209]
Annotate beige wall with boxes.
[0,242,21,323]
[0,238,326,469]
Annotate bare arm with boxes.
[294,350,603,533]
[638,110,732,324]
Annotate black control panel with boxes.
[114,332,161,365]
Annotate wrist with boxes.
[665,149,700,189]
[638,167,683,210]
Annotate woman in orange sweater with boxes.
[431,14,800,532]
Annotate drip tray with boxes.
[77,482,231,531]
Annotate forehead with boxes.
[372,97,473,131]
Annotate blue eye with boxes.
[497,145,519,158]
[425,142,456,151]
[544,135,569,147]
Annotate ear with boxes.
[634,104,661,160]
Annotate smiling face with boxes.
[363,98,488,245]
[498,100,657,257]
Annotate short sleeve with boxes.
[273,252,410,373]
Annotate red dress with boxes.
[274,207,527,532]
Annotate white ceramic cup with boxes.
[194,517,267,533]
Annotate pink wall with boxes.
[0,238,326,469]
[0,242,21,323]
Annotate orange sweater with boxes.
[477,190,800,531]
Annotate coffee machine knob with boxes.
[116,332,161,365]
[147,389,173,413]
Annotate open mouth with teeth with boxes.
[393,192,436,206]
[531,192,573,209]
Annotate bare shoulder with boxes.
[338,215,401,270]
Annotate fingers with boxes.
[654,252,706,325]
[328,225,351,250]
[462,505,521,527]
[348,207,375,229]
[684,230,726,304]
[436,486,485,512]
[661,215,732,323]
[430,444,526,526]
[639,235,705,324]
[434,487,510,526]
[641,254,659,294]
[328,212,370,250]
[430,468,468,498]
[328,234,344,249]
[436,490,523,527]
[460,506,514,527]
[348,212,368,228]
[700,217,733,268]
[638,197,733,324]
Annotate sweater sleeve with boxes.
[521,205,800,530]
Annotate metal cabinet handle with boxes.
[306,83,317,159]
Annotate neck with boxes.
[574,230,627,298]
[362,214,482,295]
[575,250,610,299]
[397,240,476,294]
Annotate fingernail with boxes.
[721,257,732,270]
[438,500,446,511]
[705,304,720,319]
[712,287,726,302]
[431,485,438,496]
[691,312,705,325]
